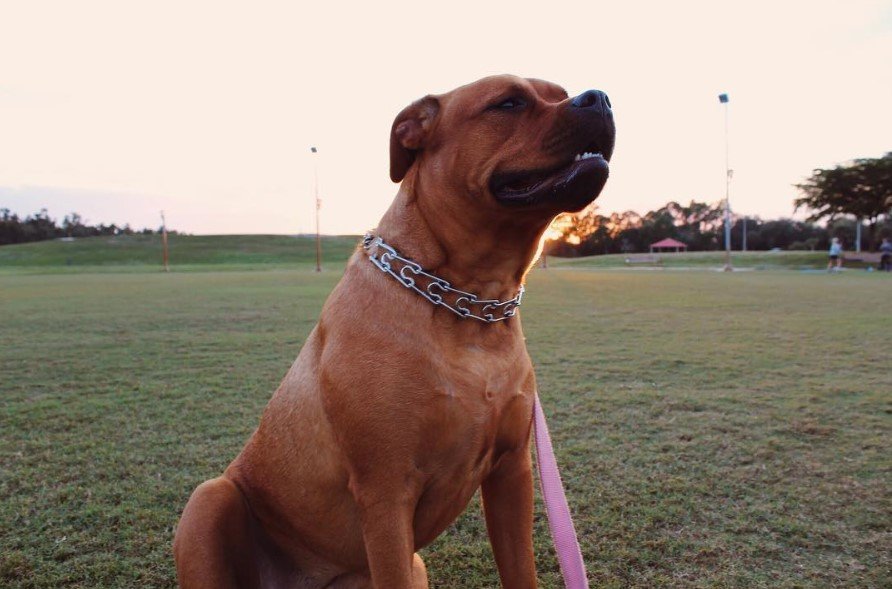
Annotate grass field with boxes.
[552,249,831,270]
[0,234,855,272]
[0,234,360,271]
[1,241,890,588]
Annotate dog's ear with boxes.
[390,96,440,183]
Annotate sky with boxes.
[1,0,890,235]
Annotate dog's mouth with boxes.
[490,142,611,210]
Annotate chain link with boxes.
[362,233,524,323]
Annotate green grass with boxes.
[1,262,890,587]
[549,250,831,270]
[0,234,868,273]
[0,234,360,271]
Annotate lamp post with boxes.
[311,147,321,273]
[855,217,862,252]
[719,93,733,271]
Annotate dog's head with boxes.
[390,75,615,217]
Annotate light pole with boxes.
[855,217,862,252]
[719,93,733,271]
[311,147,321,273]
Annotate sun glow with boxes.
[545,213,581,244]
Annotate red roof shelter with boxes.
[650,238,688,253]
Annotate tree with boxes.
[62,212,88,237]
[795,153,892,249]
[22,209,59,242]
[0,209,25,245]
[547,205,602,247]
[542,199,839,255]
[0,209,167,245]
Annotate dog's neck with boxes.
[375,182,550,302]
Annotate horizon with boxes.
[1,199,858,237]
[2,0,890,235]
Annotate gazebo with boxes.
[650,238,688,253]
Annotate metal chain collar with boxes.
[362,232,524,323]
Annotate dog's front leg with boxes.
[481,447,538,589]
[353,481,426,589]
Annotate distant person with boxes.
[880,238,892,272]
[827,237,843,272]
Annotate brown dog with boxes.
[174,74,615,588]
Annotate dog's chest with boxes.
[421,344,534,472]
[409,350,533,544]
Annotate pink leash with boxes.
[533,393,589,588]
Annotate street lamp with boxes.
[718,93,733,271]
[311,147,321,273]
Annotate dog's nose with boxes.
[571,89,611,111]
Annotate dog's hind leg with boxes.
[174,477,261,589]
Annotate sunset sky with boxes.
[1,0,890,235]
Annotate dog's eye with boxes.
[490,97,526,111]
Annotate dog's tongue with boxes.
[502,174,546,194]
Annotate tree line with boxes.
[794,152,891,248]
[543,201,872,257]
[4,154,888,253]
[0,209,173,246]
[547,153,892,256]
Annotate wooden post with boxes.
[315,196,322,273]
[161,210,169,272]
[311,147,322,273]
